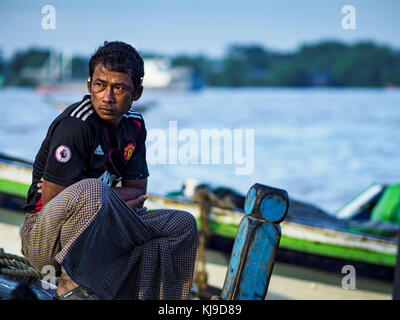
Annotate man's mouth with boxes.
[99,107,115,114]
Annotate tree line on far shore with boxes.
[1,40,399,88]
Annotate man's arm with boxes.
[112,178,148,209]
[39,178,147,210]
[42,179,66,207]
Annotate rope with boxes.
[0,257,31,270]
[0,248,42,279]
[1,268,42,278]
[0,250,31,265]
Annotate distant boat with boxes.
[143,58,204,91]
[0,152,398,282]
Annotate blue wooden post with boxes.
[393,231,400,300]
[220,183,289,300]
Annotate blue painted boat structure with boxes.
[221,184,288,300]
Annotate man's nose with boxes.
[103,86,115,103]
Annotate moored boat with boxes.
[0,152,399,282]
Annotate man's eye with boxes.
[95,82,105,87]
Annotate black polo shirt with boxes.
[24,95,149,213]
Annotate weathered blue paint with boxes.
[236,223,281,299]
[244,187,256,215]
[244,183,288,223]
[260,194,288,223]
[220,183,289,300]
[221,218,249,298]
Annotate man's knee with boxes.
[172,210,199,236]
[146,209,198,237]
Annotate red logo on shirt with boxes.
[123,143,135,161]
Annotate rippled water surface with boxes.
[1,87,399,214]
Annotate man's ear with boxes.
[87,77,91,93]
[132,85,143,102]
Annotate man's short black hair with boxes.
[89,41,144,91]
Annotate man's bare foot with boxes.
[56,268,79,296]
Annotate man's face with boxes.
[88,63,142,127]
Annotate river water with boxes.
[1,86,399,214]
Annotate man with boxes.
[21,41,198,300]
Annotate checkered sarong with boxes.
[21,179,199,300]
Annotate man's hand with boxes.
[37,177,44,194]
[126,194,147,210]
[113,178,148,210]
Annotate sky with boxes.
[1,0,399,58]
